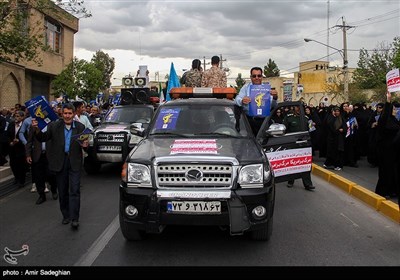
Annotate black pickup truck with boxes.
[119,88,311,241]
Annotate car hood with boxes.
[94,123,130,133]
[128,137,264,165]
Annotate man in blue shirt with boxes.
[32,103,88,229]
[235,67,278,135]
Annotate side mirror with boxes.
[130,122,145,137]
[266,123,286,136]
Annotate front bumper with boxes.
[119,183,275,236]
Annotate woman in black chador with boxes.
[375,92,400,198]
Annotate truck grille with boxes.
[97,133,125,143]
[156,164,233,189]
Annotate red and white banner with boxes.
[170,139,218,154]
[266,147,312,177]
[386,68,400,93]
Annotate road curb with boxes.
[312,164,400,223]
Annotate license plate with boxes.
[167,201,221,214]
[98,145,122,151]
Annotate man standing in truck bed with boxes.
[201,56,227,88]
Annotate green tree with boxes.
[51,57,103,101]
[91,50,115,91]
[233,73,246,92]
[352,36,400,102]
[264,58,280,77]
[0,0,91,64]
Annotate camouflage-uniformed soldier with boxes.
[201,56,227,88]
[182,59,202,87]
[185,69,202,87]
[283,105,315,191]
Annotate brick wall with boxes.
[0,1,78,108]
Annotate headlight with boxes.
[238,164,263,188]
[126,163,151,187]
[88,133,94,146]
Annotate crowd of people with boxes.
[1,67,399,227]
[268,96,399,201]
[0,101,113,229]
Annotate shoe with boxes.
[71,220,79,229]
[287,183,294,188]
[35,196,46,205]
[30,183,37,192]
[62,218,70,225]
[52,192,58,200]
[323,164,333,170]
[334,167,342,171]
[305,185,315,191]
[44,186,50,193]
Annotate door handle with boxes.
[295,140,308,144]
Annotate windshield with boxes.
[149,104,249,137]
[104,107,153,124]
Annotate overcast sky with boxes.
[73,0,400,86]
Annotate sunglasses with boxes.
[251,74,262,78]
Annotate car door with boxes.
[256,101,312,184]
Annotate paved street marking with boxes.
[74,215,119,266]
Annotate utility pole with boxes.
[334,17,353,100]
[327,0,330,65]
[203,56,207,71]
[219,54,227,69]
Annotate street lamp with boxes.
[304,38,349,98]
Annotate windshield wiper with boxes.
[150,131,189,137]
[194,132,241,138]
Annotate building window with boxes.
[45,20,62,53]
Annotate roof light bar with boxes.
[170,87,236,100]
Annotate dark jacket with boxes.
[35,120,86,172]
[26,127,50,163]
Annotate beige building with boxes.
[260,60,355,106]
[294,60,355,106]
[0,0,78,108]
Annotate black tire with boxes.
[250,216,273,241]
[119,202,145,241]
[83,158,101,174]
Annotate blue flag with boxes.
[166,62,181,101]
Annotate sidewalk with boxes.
[0,163,32,197]
[312,152,399,223]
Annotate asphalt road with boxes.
[0,163,399,268]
